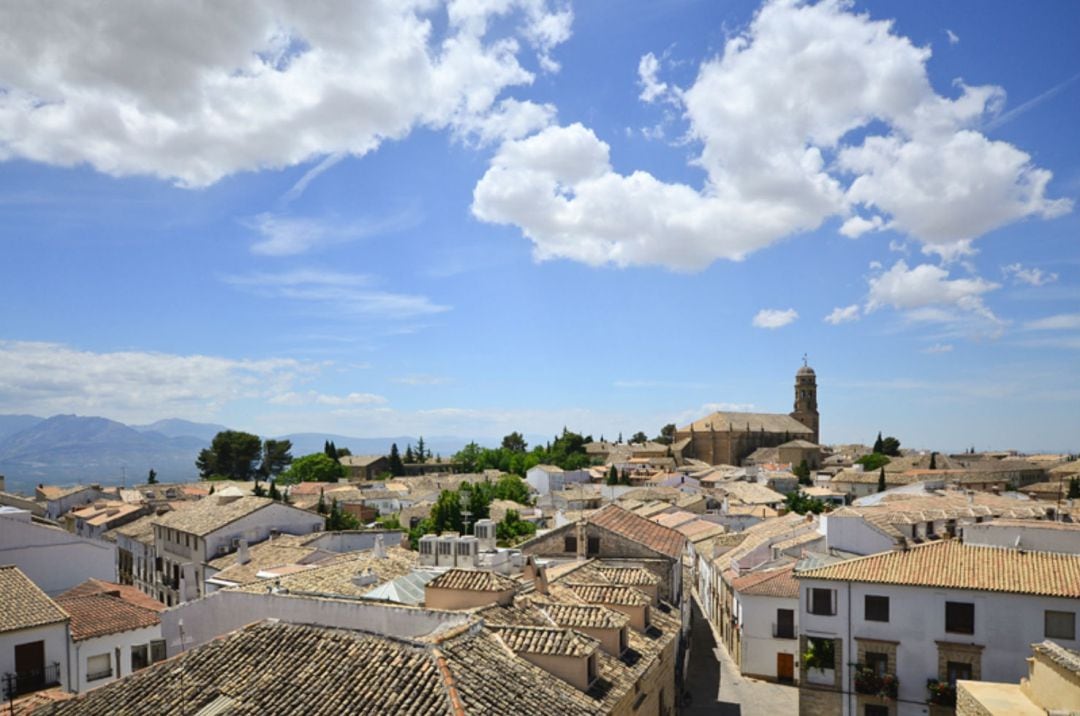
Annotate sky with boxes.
[1,0,1078,453]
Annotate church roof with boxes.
[680,411,813,435]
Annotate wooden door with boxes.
[14,641,44,676]
[777,653,794,683]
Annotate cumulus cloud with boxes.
[752,308,799,329]
[1023,313,1080,331]
[224,268,450,318]
[0,1,570,187]
[824,304,861,324]
[473,0,1069,270]
[1002,262,1058,287]
[0,340,312,423]
[638,52,669,103]
[866,260,1002,332]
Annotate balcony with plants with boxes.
[926,678,957,707]
[853,664,898,699]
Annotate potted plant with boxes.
[926,679,956,706]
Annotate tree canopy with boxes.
[280,452,346,483]
[452,428,592,476]
[196,430,263,481]
[630,431,648,444]
[655,423,676,445]
[856,453,891,472]
[501,431,528,453]
[259,439,293,478]
[388,443,406,476]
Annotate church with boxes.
[674,362,820,466]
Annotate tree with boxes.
[496,509,537,545]
[336,446,351,458]
[872,432,884,454]
[316,488,328,515]
[268,480,281,501]
[415,436,428,464]
[493,475,531,504]
[388,443,406,476]
[785,490,830,515]
[196,430,263,481]
[252,480,266,497]
[325,499,361,531]
[147,469,157,485]
[324,440,340,462]
[655,423,676,445]
[501,431,528,453]
[929,452,937,470]
[404,444,416,463]
[280,453,346,483]
[430,489,464,534]
[208,484,215,495]
[880,436,901,457]
[260,439,293,479]
[454,442,484,474]
[1068,477,1080,500]
[606,465,619,486]
[793,459,811,486]
[856,453,891,471]
[877,467,886,493]
[619,469,630,486]
[617,432,623,444]
[630,431,648,444]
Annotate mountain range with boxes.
[0,414,494,495]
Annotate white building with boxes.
[731,563,800,684]
[0,508,117,595]
[35,484,116,520]
[0,565,70,697]
[56,581,164,693]
[795,524,1080,716]
[151,495,323,605]
[526,465,590,495]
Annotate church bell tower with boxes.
[791,355,819,444]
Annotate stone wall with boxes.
[956,683,993,716]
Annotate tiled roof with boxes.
[537,601,630,630]
[428,569,517,592]
[796,539,1080,598]
[495,625,599,658]
[59,578,166,612]
[716,481,786,505]
[232,546,417,597]
[0,565,68,633]
[152,496,280,536]
[55,593,160,641]
[566,583,651,607]
[680,411,813,435]
[46,620,597,716]
[1032,640,1080,675]
[733,564,799,599]
[594,566,661,587]
[207,533,325,586]
[588,504,686,559]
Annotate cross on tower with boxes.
[802,353,808,367]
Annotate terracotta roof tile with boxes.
[494,625,599,658]
[796,539,1080,598]
[733,564,799,598]
[537,601,630,630]
[566,583,651,607]
[0,565,68,633]
[588,504,686,559]
[59,578,166,612]
[428,569,517,592]
[54,593,160,641]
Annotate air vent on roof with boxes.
[352,568,378,587]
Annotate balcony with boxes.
[854,666,898,699]
[772,623,797,639]
[3,662,61,698]
[926,679,957,707]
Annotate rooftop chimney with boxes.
[373,534,386,559]
[535,563,549,595]
[576,520,587,561]
[237,539,250,565]
[352,568,378,588]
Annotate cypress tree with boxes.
[877,467,886,492]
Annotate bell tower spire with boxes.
[791,358,819,444]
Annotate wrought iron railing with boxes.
[3,661,61,698]
[772,623,797,639]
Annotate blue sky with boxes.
[1,0,1078,452]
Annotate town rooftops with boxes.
[587,504,686,559]
[494,625,599,658]
[779,440,819,449]
[232,546,417,598]
[152,495,281,536]
[537,601,630,630]
[531,464,565,473]
[796,538,1080,598]
[594,566,661,587]
[428,568,517,593]
[339,454,387,467]
[59,578,165,612]
[55,592,160,642]
[44,620,598,716]
[566,583,652,607]
[0,565,68,633]
[733,563,799,599]
[1031,640,1080,675]
[715,481,786,505]
[680,411,813,435]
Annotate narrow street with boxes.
[685,593,799,715]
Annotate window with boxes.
[864,595,890,622]
[946,660,972,685]
[805,636,835,670]
[808,588,836,616]
[86,653,112,681]
[864,706,889,716]
[775,608,795,639]
[131,644,149,671]
[1045,610,1076,640]
[564,535,577,553]
[149,640,166,664]
[587,536,600,555]
[865,651,888,676]
[945,602,975,634]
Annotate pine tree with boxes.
[268,481,280,501]
[208,484,215,495]
[388,443,405,476]
[253,480,266,497]
[607,465,619,486]
[405,444,416,463]
[1069,477,1080,500]
[416,436,428,464]
[929,452,937,470]
[317,488,328,515]
[873,432,884,454]
[877,467,886,493]
[147,469,157,485]
[619,469,630,486]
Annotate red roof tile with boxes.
[55,593,160,641]
[588,504,686,559]
[60,578,166,612]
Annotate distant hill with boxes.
[0,414,44,441]
[132,418,228,442]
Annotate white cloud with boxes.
[473,0,1068,270]
[1002,262,1058,287]
[922,343,954,353]
[224,268,450,318]
[0,340,313,423]
[269,390,386,406]
[393,374,450,385]
[245,209,420,256]
[865,260,1002,332]
[945,29,960,45]
[824,304,860,325]
[0,1,570,187]
[1023,313,1080,331]
[752,308,798,329]
[638,52,669,103]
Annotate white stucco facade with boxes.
[0,622,70,695]
[0,511,116,595]
[736,592,800,682]
[67,624,162,693]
